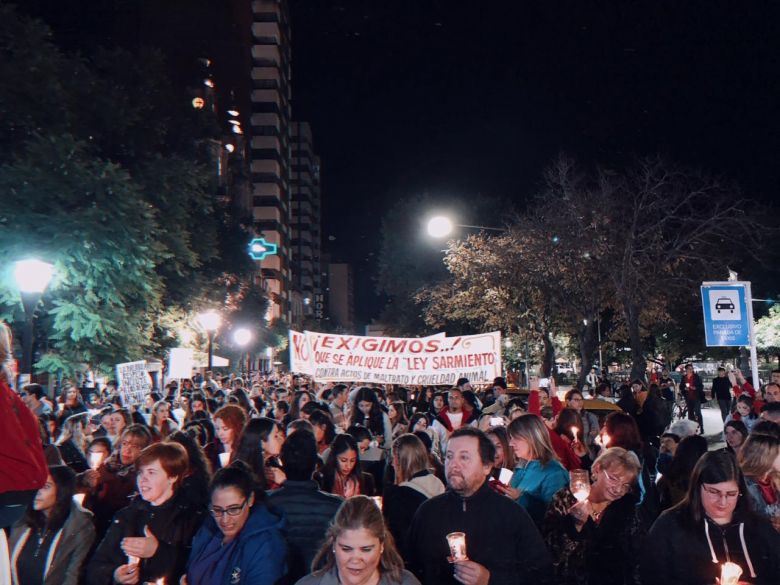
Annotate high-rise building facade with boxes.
[290,121,322,323]
[250,0,293,322]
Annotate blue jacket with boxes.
[187,502,287,585]
[510,459,569,525]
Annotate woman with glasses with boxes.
[642,450,780,585]
[542,448,642,585]
[184,462,286,585]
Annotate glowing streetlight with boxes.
[427,216,454,238]
[14,259,55,383]
[233,328,252,347]
[198,311,221,370]
[504,339,513,349]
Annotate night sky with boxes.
[14,1,780,323]
[289,1,780,322]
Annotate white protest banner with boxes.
[289,330,501,384]
[116,360,152,405]
[168,347,194,379]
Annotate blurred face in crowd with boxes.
[538,389,550,406]
[262,426,285,458]
[388,404,399,423]
[298,393,311,409]
[771,371,780,385]
[337,448,358,476]
[567,392,584,412]
[508,434,535,461]
[145,395,155,410]
[113,413,128,435]
[718,369,727,378]
[412,417,428,432]
[211,487,253,543]
[333,527,382,585]
[215,418,234,449]
[33,473,57,514]
[735,401,751,417]
[488,433,504,468]
[432,396,444,412]
[659,436,678,456]
[592,464,636,502]
[101,413,115,434]
[764,383,780,403]
[701,480,740,525]
[448,390,464,414]
[192,399,206,412]
[120,436,145,465]
[724,426,745,450]
[445,435,491,497]
[358,400,373,416]
[137,459,177,506]
[155,402,170,420]
[65,387,79,405]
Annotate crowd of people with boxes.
[1,320,779,584]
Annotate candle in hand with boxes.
[719,562,742,585]
[571,427,579,442]
[446,532,468,562]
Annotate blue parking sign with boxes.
[700,283,751,347]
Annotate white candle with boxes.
[127,554,139,566]
[218,452,230,468]
[89,452,105,469]
[371,496,383,511]
[719,562,742,585]
[73,494,86,505]
[572,488,590,502]
[571,427,579,442]
[446,532,468,561]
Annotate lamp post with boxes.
[13,259,54,384]
[233,328,252,377]
[198,311,221,371]
[426,215,506,238]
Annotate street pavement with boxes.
[701,404,726,449]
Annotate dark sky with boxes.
[15,0,780,323]
[289,1,780,321]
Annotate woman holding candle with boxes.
[642,450,780,585]
[541,448,642,585]
[212,404,247,469]
[552,408,591,471]
[184,462,287,585]
[349,387,393,449]
[485,426,516,480]
[234,417,287,489]
[85,442,206,585]
[9,465,96,585]
[321,434,375,497]
[296,495,420,585]
[497,414,569,525]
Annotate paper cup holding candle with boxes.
[89,451,105,470]
[218,452,231,468]
[719,562,742,585]
[127,554,139,566]
[446,532,468,562]
[569,469,590,502]
[73,493,86,506]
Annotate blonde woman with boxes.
[497,414,569,525]
[737,433,780,531]
[296,496,420,585]
[55,413,90,473]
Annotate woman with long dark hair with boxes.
[168,430,212,509]
[642,450,780,585]
[657,435,708,510]
[10,465,95,585]
[349,387,392,448]
[234,417,287,489]
[308,409,337,456]
[320,434,375,497]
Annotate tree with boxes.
[756,304,780,365]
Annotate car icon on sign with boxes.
[715,297,735,313]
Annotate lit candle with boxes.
[719,562,742,585]
[371,496,383,511]
[571,427,579,442]
[218,452,231,468]
[155,579,165,585]
[446,532,468,562]
[572,488,590,502]
[73,493,86,506]
[89,452,105,469]
[126,554,139,566]
[602,434,611,447]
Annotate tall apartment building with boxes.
[250,0,293,323]
[327,263,356,332]
[290,121,322,322]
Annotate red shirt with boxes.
[0,378,47,493]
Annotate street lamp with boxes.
[233,328,252,377]
[198,310,221,371]
[13,259,54,383]
[426,215,506,238]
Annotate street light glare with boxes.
[233,328,252,346]
[198,310,221,332]
[427,216,454,238]
[14,259,55,293]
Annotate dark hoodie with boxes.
[642,507,780,585]
[187,502,287,585]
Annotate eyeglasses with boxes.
[701,485,740,501]
[602,469,632,494]
[209,498,249,518]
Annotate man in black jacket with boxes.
[711,367,733,421]
[407,427,552,585]
[268,429,342,584]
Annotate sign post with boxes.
[701,281,760,389]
